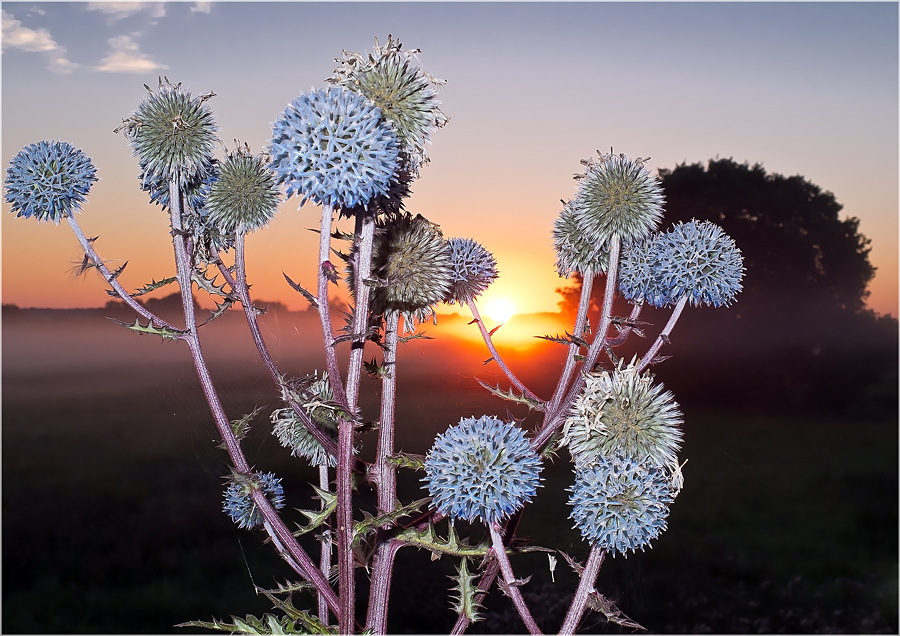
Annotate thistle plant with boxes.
[6,34,744,636]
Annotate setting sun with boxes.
[484,298,516,324]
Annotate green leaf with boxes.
[352,497,431,547]
[450,557,484,623]
[108,317,186,341]
[474,379,545,412]
[292,485,338,538]
[127,275,178,298]
[199,297,234,327]
[216,405,263,450]
[387,452,427,471]
[364,357,391,379]
[192,268,236,300]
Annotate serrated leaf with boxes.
[216,405,263,450]
[107,260,128,281]
[534,331,590,348]
[558,550,584,576]
[108,317,186,341]
[587,592,647,630]
[199,297,234,327]
[282,272,318,308]
[387,452,426,471]
[364,357,390,379]
[321,261,339,284]
[352,497,431,547]
[398,331,433,344]
[475,379,545,412]
[192,268,236,300]
[131,275,177,297]
[292,485,338,538]
[450,558,484,623]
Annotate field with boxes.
[3,307,897,633]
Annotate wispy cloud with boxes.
[191,3,212,15]
[2,9,80,73]
[87,2,166,21]
[95,35,168,74]
[28,6,46,17]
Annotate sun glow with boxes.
[483,298,516,324]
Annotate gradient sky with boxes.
[3,1,897,317]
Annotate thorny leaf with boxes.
[387,452,426,471]
[292,485,337,538]
[397,521,552,561]
[497,574,532,598]
[559,550,584,576]
[352,497,431,547]
[175,612,316,635]
[482,357,494,366]
[216,405,263,450]
[130,275,177,297]
[649,355,672,366]
[398,331,433,344]
[199,297,234,327]
[475,379,545,412]
[450,557,484,623]
[321,261,339,284]
[587,591,647,631]
[535,332,590,348]
[282,272,318,308]
[192,267,236,300]
[488,324,502,336]
[364,357,391,379]
[108,316,186,341]
[107,260,128,282]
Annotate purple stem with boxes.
[318,464,332,626]
[316,203,349,408]
[489,524,543,635]
[637,296,687,373]
[559,546,605,634]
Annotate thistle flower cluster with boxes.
[619,220,744,308]
[223,472,285,530]
[206,144,280,234]
[553,199,610,276]
[571,151,664,247]
[4,140,98,223]
[567,453,674,556]
[269,87,399,211]
[116,77,219,187]
[328,34,448,176]
[444,237,498,305]
[424,416,542,525]
[271,375,339,467]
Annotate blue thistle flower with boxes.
[571,151,664,246]
[138,154,218,213]
[223,471,285,530]
[445,237,498,305]
[116,77,218,186]
[269,86,400,211]
[553,199,610,276]
[568,453,674,557]
[618,233,672,307]
[424,416,542,525]
[4,140,98,223]
[206,144,280,234]
[655,220,744,308]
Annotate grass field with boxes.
[3,308,897,633]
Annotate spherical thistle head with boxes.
[571,151,664,246]
[271,375,339,467]
[568,453,674,556]
[618,232,672,307]
[4,140,98,223]
[269,86,400,211]
[444,237,498,305]
[563,359,683,468]
[116,77,218,186]
[223,471,285,530]
[553,199,610,277]
[328,34,448,176]
[656,220,745,308]
[361,213,453,331]
[424,415,543,525]
[206,144,280,234]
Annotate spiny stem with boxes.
[318,465,332,626]
[637,295,688,373]
[546,270,596,419]
[559,547,605,634]
[489,524,542,635]
[317,203,349,408]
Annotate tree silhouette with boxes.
[557,158,897,414]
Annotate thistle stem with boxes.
[546,270,595,419]
[489,523,543,635]
[637,295,688,373]
[318,465,332,626]
[559,546,605,634]
[317,203,350,408]
[467,299,542,404]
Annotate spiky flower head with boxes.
[655,220,744,308]
[115,77,218,186]
[271,374,339,467]
[563,359,683,468]
[206,143,280,234]
[424,415,543,525]
[223,471,285,530]
[571,151,664,247]
[553,199,610,277]
[444,237,498,305]
[568,453,674,556]
[4,140,98,223]
[618,232,671,307]
[269,86,399,211]
[359,212,453,331]
[328,34,448,176]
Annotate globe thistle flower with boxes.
[618,232,671,307]
[568,453,674,556]
[4,140,98,223]
[206,144,280,234]
[655,220,744,308]
[424,415,543,525]
[328,34,448,176]
[138,154,218,213]
[571,151,664,246]
[553,199,610,276]
[271,375,339,467]
[563,360,683,468]
[115,77,218,186]
[444,237,498,305]
[223,471,285,530]
[269,86,399,211]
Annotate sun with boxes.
[483,298,516,324]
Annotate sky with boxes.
[2,1,898,318]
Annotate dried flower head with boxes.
[445,237,498,305]
[4,140,98,223]
[618,232,671,307]
[206,144,280,234]
[563,360,683,468]
[656,220,744,307]
[271,375,339,467]
[269,86,399,211]
[424,415,543,525]
[568,453,674,556]
[571,151,664,246]
[329,34,448,176]
[116,77,218,186]
[553,199,610,276]
[223,471,285,530]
